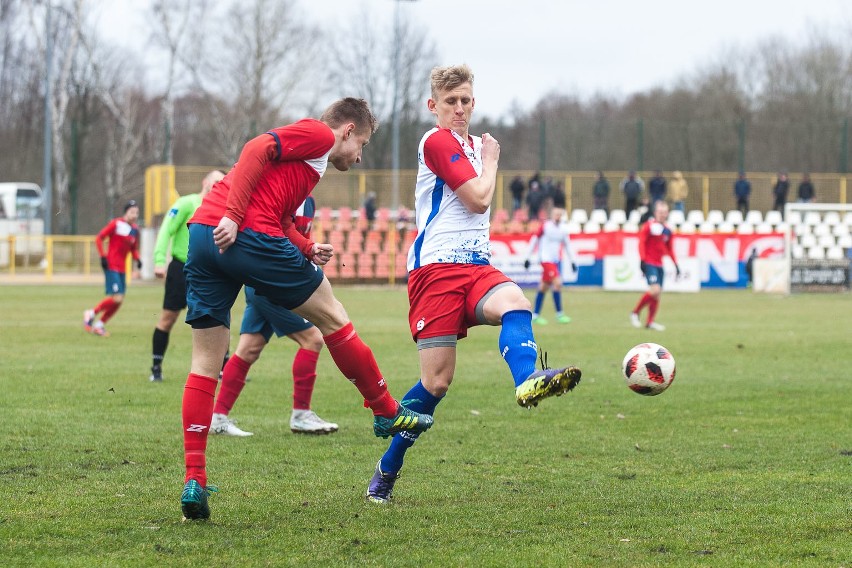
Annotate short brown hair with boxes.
[320,98,379,135]
[430,64,474,99]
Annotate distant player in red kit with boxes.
[631,200,679,331]
[83,200,141,337]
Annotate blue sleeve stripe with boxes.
[267,131,282,160]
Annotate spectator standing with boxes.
[648,170,667,208]
[551,180,566,209]
[773,171,790,216]
[797,173,815,203]
[620,170,644,214]
[734,171,751,216]
[669,171,688,213]
[526,180,546,220]
[592,171,610,213]
[362,191,377,222]
[509,175,525,214]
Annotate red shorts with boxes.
[540,262,560,285]
[407,263,512,341]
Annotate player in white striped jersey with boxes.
[524,207,577,324]
[366,64,582,504]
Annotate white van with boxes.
[0,182,45,267]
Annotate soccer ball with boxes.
[622,343,676,396]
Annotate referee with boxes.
[150,170,225,381]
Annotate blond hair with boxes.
[430,64,474,99]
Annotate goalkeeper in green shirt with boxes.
[150,170,225,382]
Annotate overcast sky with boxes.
[99,0,852,120]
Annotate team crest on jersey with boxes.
[450,153,461,162]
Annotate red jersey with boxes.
[96,217,140,273]
[190,119,333,254]
[638,220,676,267]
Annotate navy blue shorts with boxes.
[184,224,324,328]
[644,264,664,287]
[104,270,126,295]
[240,286,314,341]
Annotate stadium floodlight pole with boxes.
[43,1,53,236]
[391,0,417,212]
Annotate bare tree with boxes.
[178,0,321,163]
[325,4,438,169]
[149,0,210,164]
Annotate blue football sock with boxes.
[553,290,563,313]
[500,310,538,387]
[380,380,442,474]
[533,292,545,316]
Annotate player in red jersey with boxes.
[83,200,141,337]
[631,200,680,331]
[178,98,433,521]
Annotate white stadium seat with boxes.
[764,210,783,225]
[807,246,826,259]
[725,210,744,225]
[826,246,845,260]
[791,244,805,259]
[686,210,705,225]
[842,212,852,227]
[667,209,685,226]
[717,221,736,233]
[803,211,822,226]
[775,222,790,234]
[621,221,639,233]
[799,233,817,248]
[837,234,852,248]
[832,224,850,237]
[565,221,582,234]
[589,209,608,224]
[812,223,831,237]
[627,209,643,225]
[609,209,627,225]
[706,209,725,225]
[737,222,755,234]
[570,209,588,224]
[677,222,696,234]
[755,223,774,234]
[818,234,836,248]
[786,211,802,225]
[823,211,840,226]
[603,221,621,232]
[699,222,716,234]
[744,210,763,225]
[583,221,601,233]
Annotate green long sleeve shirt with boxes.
[153,193,203,266]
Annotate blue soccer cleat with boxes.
[365,461,400,504]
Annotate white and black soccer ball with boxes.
[622,343,676,396]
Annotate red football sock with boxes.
[323,322,397,417]
[182,373,218,486]
[93,297,115,317]
[213,354,250,415]
[100,299,121,323]
[292,348,319,410]
[647,297,660,324]
[633,292,652,315]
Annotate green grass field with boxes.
[1,283,850,567]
